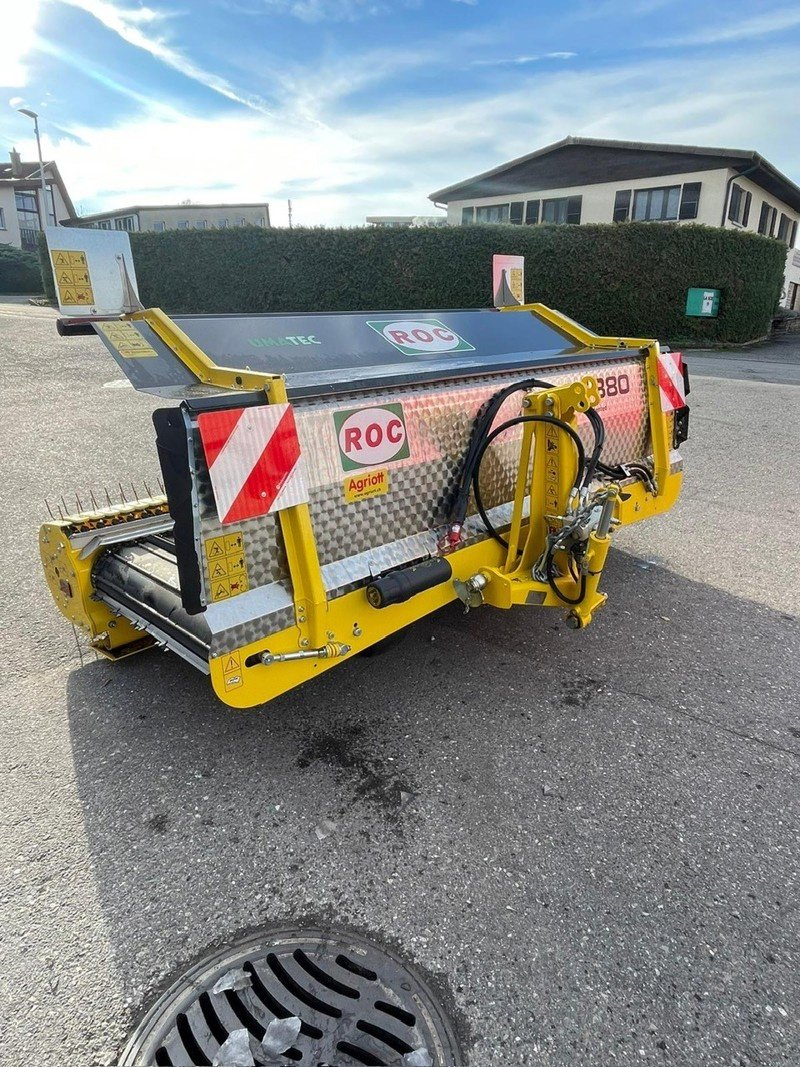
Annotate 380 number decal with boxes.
[596,373,631,400]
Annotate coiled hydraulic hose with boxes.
[449,376,556,527]
[470,414,587,550]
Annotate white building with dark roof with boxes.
[70,203,270,233]
[430,137,800,304]
[0,149,75,251]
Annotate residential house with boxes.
[69,203,270,233]
[429,137,800,305]
[0,149,75,251]
[366,215,447,228]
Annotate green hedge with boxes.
[0,244,43,294]
[46,222,788,343]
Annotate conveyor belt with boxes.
[93,538,211,672]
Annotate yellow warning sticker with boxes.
[51,249,94,306]
[56,267,91,289]
[97,321,157,359]
[223,651,241,673]
[204,531,250,601]
[205,536,226,560]
[228,572,249,597]
[221,650,243,690]
[212,577,231,601]
[224,532,244,554]
[344,468,389,503]
[226,552,246,575]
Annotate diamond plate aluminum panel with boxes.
[188,356,651,654]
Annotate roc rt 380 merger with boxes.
[39,229,689,709]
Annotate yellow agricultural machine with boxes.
[40,229,689,708]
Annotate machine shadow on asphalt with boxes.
[60,548,799,1064]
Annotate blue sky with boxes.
[4,0,800,225]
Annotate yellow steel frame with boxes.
[44,303,682,708]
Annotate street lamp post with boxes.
[18,108,50,229]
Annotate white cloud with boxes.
[472,51,577,67]
[40,45,800,228]
[661,6,800,45]
[57,0,275,112]
[2,1,41,87]
[255,0,409,21]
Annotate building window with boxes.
[0,207,5,229]
[758,202,778,237]
[678,182,702,220]
[475,204,510,223]
[217,219,229,228]
[461,207,474,225]
[153,221,166,232]
[114,215,136,232]
[632,185,681,222]
[15,190,40,226]
[257,216,265,226]
[96,219,113,230]
[613,189,632,222]
[728,184,752,226]
[15,190,40,250]
[525,200,540,225]
[791,220,799,248]
[777,213,792,243]
[194,219,207,229]
[541,196,582,225]
[509,201,524,225]
[177,220,189,230]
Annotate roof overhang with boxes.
[429,136,800,213]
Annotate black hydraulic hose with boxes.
[596,458,655,493]
[582,407,605,488]
[546,545,587,605]
[450,376,556,525]
[471,414,586,548]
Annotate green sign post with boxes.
[686,287,721,317]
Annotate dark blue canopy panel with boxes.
[92,308,593,399]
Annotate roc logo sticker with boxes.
[334,404,409,471]
[344,468,389,503]
[367,318,475,357]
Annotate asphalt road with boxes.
[687,334,800,386]
[1,301,798,1067]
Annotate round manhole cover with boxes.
[120,926,461,1066]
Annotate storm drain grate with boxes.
[119,926,461,1066]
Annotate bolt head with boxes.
[299,638,310,648]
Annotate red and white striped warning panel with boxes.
[197,404,308,526]
[657,351,687,413]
